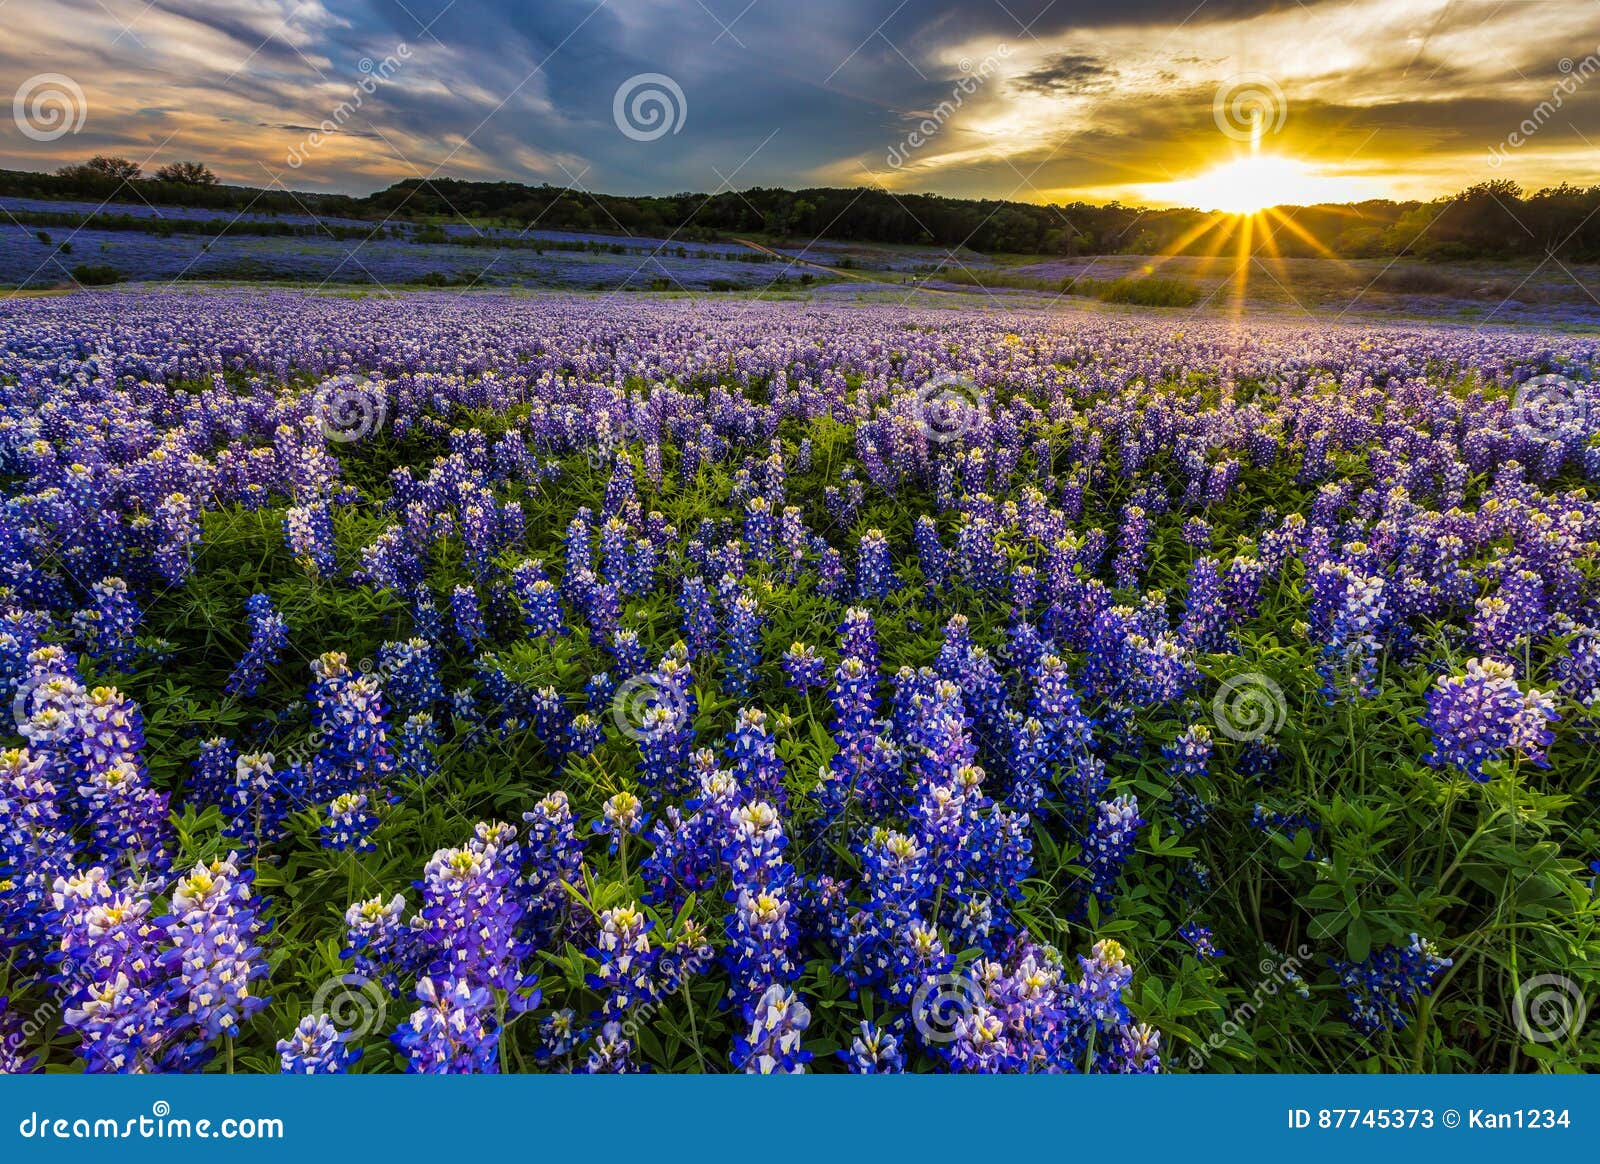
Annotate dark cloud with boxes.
[1012,55,1112,95]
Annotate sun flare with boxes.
[1143,155,1382,215]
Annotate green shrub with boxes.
[70,263,123,286]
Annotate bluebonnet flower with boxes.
[781,642,825,692]
[395,712,440,784]
[841,1020,904,1073]
[1113,505,1149,591]
[277,1014,358,1073]
[221,751,299,851]
[857,528,896,599]
[744,496,774,562]
[225,593,287,697]
[632,663,697,795]
[722,592,762,699]
[586,671,617,714]
[1423,658,1559,780]
[61,967,174,1074]
[523,791,585,939]
[1107,1023,1163,1073]
[1068,938,1134,1030]
[566,711,603,760]
[915,515,948,587]
[726,886,799,1014]
[162,853,270,1050]
[586,903,660,1016]
[679,575,717,660]
[579,1020,639,1073]
[154,492,201,584]
[1176,557,1229,654]
[1029,654,1094,789]
[73,687,170,873]
[190,737,237,807]
[1081,796,1143,914]
[518,575,567,638]
[378,638,444,715]
[411,825,538,1008]
[1179,922,1223,959]
[728,708,788,810]
[394,976,500,1074]
[1310,558,1389,701]
[733,984,812,1073]
[534,1008,582,1065]
[639,770,734,909]
[1332,935,1451,1034]
[449,584,488,649]
[0,747,72,966]
[342,892,411,993]
[0,996,37,1074]
[1555,632,1600,713]
[284,501,336,577]
[1163,724,1213,830]
[838,606,880,671]
[608,629,647,679]
[75,577,141,671]
[322,792,378,852]
[595,791,646,855]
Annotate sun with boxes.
[1144,154,1381,215]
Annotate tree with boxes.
[57,155,142,183]
[154,161,218,186]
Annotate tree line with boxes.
[5,158,1599,262]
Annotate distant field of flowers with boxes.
[0,199,779,291]
[1,288,1597,1075]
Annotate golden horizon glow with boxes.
[1138,154,1386,215]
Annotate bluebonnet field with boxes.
[0,287,1597,1075]
[0,199,778,290]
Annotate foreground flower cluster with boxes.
[0,290,1596,1074]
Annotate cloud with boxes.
[0,0,1593,204]
[1012,55,1112,95]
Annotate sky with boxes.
[2,0,1597,210]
